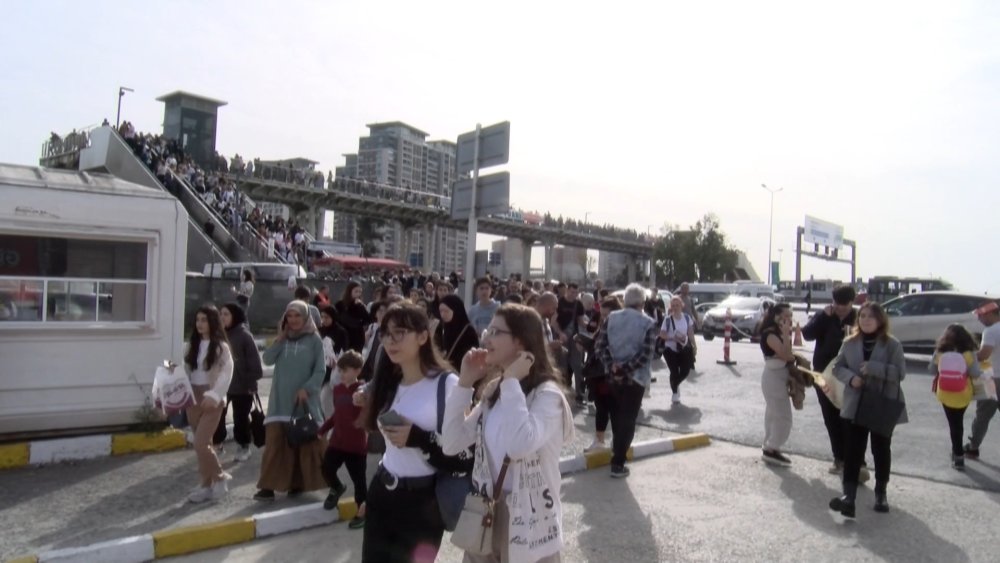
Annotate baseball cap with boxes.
[974,301,999,315]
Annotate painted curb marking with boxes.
[152,518,255,558]
[29,435,111,465]
[111,429,187,456]
[0,443,30,470]
[11,433,711,562]
[38,535,154,563]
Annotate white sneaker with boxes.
[584,439,609,453]
[672,392,681,404]
[211,479,229,500]
[233,446,252,463]
[187,487,212,504]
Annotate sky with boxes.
[3,1,998,293]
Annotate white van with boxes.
[675,282,737,307]
[202,262,306,281]
[733,281,776,300]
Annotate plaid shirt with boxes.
[596,315,659,383]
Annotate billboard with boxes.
[803,215,844,250]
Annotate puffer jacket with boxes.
[225,322,264,395]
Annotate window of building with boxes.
[0,234,148,324]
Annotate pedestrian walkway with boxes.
[168,439,1000,562]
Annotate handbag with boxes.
[816,363,844,409]
[853,378,905,438]
[286,402,319,448]
[434,371,474,531]
[250,393,266,448]
[450,455,510,556]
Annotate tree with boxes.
[356,216,386,258]
[654,213,739,288]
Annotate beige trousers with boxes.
[186,385,225,487]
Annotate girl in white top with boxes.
[358,303,473,563]
[442,303,575,563]
[182,305,234,503]
[233,270,254,312]
[659,296,698,404]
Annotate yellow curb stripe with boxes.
[338,498,359,521]
[0,443,30,469]
[153,518,255,558]
[671,433,711,451]
[6,555,38,563]
[111,429,187,456]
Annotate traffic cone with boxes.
[793,323,803,347]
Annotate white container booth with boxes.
[0,164,188,438]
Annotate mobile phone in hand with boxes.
[378,410,405,426]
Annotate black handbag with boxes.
[286,402,319,448]
[853,379,905,438]
[250,393,266,448]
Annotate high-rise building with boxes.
[599,251,630,286]
[333,122,467,274]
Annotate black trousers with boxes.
[664,347,693,393]
[323,448,368,506]
[843,421,892,493]
[362,477,444,563]
[814,384,845,462]
[213,394,254,447]
[608,382,645,467]
[943,405,968,457]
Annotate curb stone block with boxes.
[28,435,112,465]
[38,535,154,563]
[254,503,341,538]
[672,433,711,451]
[111,429,187,456]
[0,443,30,469]
[6,556,38,563]
[152,518,255,558]
[337,498,359,522]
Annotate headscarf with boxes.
[221,302,248,329]
[279,299,317,340]
[439,294,473,349]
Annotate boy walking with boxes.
[317,351,368,529]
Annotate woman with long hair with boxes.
[358,303,473,562]
[183,305,234,503]
[233,270,254,311]
[336,281,371,353]
[759,302,796,467]
[212,303,263,463]
[931,324,982,470]
[254,300,328,501]
[829,302,908,517]
[441,304,575,563]
[435,294,480,369]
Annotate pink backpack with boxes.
[937,352,969,393]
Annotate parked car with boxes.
[882,291,996,353]
[693,302,718,334]
[701,296,775,341]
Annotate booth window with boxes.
[0,234,148,324]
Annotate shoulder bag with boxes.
[435,372,474,531]
[250,393,266,448]
[286,402,319,448]
[450,454,510,556]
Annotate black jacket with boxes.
[225,323,264,394]
[801,309,856,372]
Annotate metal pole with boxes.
[761,184,782,285]
[116,86,133,129]
[463,123,482,304]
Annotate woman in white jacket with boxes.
[183,305,234,503]
[442,303,574,563]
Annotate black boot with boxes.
[874,485,889,513]
[829,481,857,518]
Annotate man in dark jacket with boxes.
[802,285,864,478]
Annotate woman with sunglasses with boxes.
[441,303,575,563]
[358,303,473,562]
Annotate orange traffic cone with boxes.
[793,323,803,347]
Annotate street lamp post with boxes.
[584,211,591,223]
[761,183,783,285]
[116,86,134,129]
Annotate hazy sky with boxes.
[3,1,998,293]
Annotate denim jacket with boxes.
[600,308,657,387]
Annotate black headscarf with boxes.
[439,294,475,351]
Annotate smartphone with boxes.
[378,410,405,427]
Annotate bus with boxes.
[776,279,843,302]
[863,276,954,304]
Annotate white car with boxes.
[701,296,775,341]
[882,291,996,353]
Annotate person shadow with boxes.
[769,466,970,562]
[649,404,703,433]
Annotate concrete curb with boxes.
[0,429,188,471]
[8,433,710,562]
